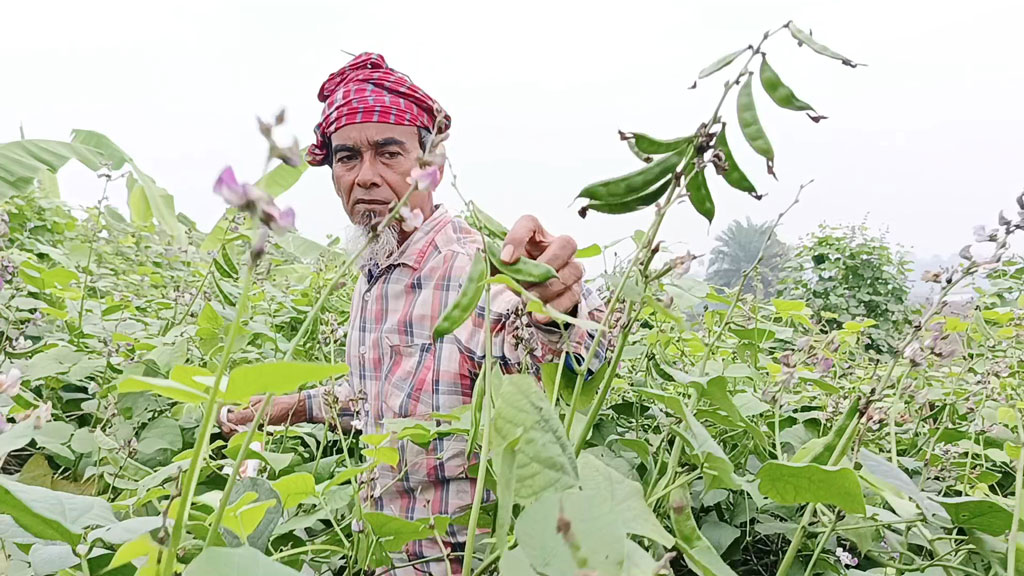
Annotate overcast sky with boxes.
[3,1,1022,270]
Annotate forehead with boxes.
[330,123,419,147]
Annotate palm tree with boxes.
[705,218,788,296]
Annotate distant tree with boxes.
[705,217,788,297]
[780,223,913,353]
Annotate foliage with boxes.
[780,223,914,352]
[3,22,1024,576]
[705,217,788,297]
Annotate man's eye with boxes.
[337,154,358,164]
[381,151,402,160]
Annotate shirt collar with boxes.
[378,204,451,273]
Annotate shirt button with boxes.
[359,346,367,355]
[363,292,371,301]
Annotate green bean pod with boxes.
[787,22,859,67]
[686,167,714,224]
[759,57,814,112]
[584,175,673,215]
[484,238,558,284]
[469,201,508,239]
[714,126,759,197]
[631,133,695,155]
[577,143,690,203]
[737,75,775,169]
[432,251,488,340]
[698,46,750,79]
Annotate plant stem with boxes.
[205,396,273,544]
[1009,414,1024,576]
[803,511,839,576]
[464,290,493,576]
[161,262,253,575]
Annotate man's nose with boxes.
[354,158,383,190]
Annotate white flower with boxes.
[31,401,52,429]
[399,206,424,232]
[351,418,364,431]
[0,368,22,397]
[836,547,858,567]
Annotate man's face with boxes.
[330,123,433,231]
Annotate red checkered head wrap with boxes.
[306,53,451,167]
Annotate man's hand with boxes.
[219,393,306,437]
[501,215,583,324]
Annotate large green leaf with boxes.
[513,490,625,576]
[491,374,579,504]
[182,547,301,576]
[224,362,349,404]
[669,487,739,576]
[271,472,316,509]
[0,139,105,199]
[71,129,185,243]
[363,512,437,553]
[220,477,283,550]
[932,496,1014,536]
[116,375,207,404]
[858,449,947,520]
[578,452,674,546]
[0,477,116,545]
[756,461,866,515]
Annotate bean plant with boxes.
[3,21,1024,576]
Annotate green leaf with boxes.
[578,452,674,546]
[0,420,38,456]
[0,477,116,545]
[271,473,315,509]
[669,487,739,576]
[220,477,283,550]
[0,139,105,199]
[714,127,758,197]
[787,23,860,67]
[772,298,807,313]
[686,167,715,224]
[256,157,309,198]
[109,533,158,570]
[224,362,349,404]
[87,517,163,545]
[932,496,1013,536]
[736,74,775,173]
[117,375,207,404]
[575,243,602,259]
[363,512,436,553]
[700,376,768,448]
[491,374,579,504]
[759,57,815,112]
[182,546,302,576]
[756,461,866,515]
[699,47,749,79]
[640,389,740,491]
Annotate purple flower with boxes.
[260,204,295,234]
[815,356,834,374]
[0,417,10,434]
[406,166,441,192]
[214,167,249,208]
[836,547,858,567]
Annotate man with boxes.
[223,53,606,574]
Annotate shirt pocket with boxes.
[382,341,436,419]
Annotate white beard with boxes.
[347,212,401,271]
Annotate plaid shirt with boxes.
[305,205,606,574]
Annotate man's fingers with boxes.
[531,282,583,324]
[534,236,577,272]
[502,215,548,263]
[529,261,584,302]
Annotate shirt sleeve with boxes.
[304,379,357,424]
